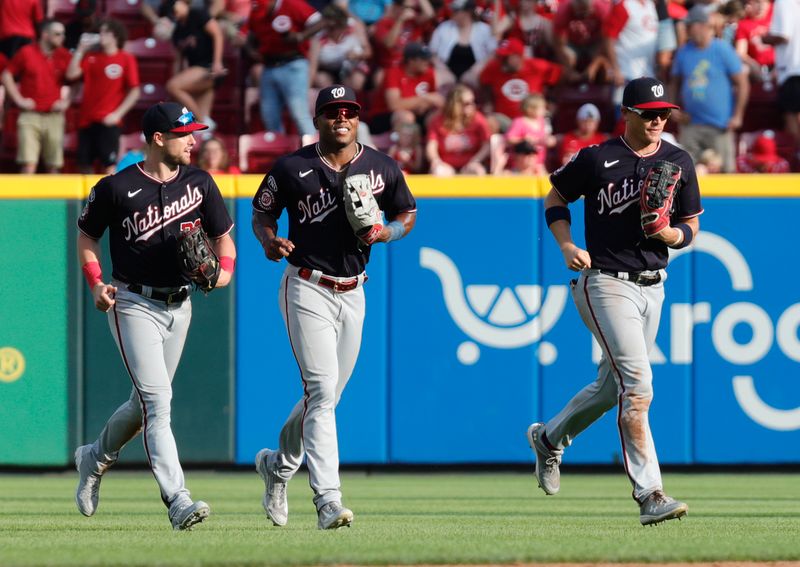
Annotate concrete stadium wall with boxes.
[1,174,798,466]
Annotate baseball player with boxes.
[529,77,702,525]
[251,85,416,530]
[75,102,236,530]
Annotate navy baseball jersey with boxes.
[78,163,234,287]
[253,143,417,277]
[551,137,703,271]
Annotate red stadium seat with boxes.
[124,37,173,84]
[104,0,151,39]
[742,82,782,133]
[551,83,614,134]
[123,82,169,132]
[47,0,81,19]
[238,131,300,172]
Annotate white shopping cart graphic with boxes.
[420,247,569,365]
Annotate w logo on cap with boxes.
[651,84,664,97]
[331,87,346,98]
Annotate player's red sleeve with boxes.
[602,0,629,39]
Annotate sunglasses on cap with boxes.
[173,110,196,128]
[625,107,671,121]
[318,106,360,120]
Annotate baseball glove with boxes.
[343,174,383,245]
[640,160,682,237]
[176,225,220,293]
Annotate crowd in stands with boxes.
[0,0,798,175]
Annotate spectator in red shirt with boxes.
[0,0,43,59]
[734,0,774,80]
[552,0,611,83]
[558,102,607,164]
[248,0,325,136]
[308,4,372,91]
[66,19,141,174]
[478,37,562,129]
[736,130,791,173]
[369,42,444,134]
[388,121,424,173]
[197,135,241,174]
[1,19,71,174]
[426,83,491,175]
[372,0,435,83]
[493,0,555,61]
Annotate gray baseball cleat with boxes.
[75,444,105,517]
[169,499,210,531]
[526,423,563,495]
[639,490,688,526]
[255,448,288,526]
[317,501,354,530]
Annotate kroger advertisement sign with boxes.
[236,197,800,465]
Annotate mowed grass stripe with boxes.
[0,472,797,566]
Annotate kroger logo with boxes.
[422,232,800,431]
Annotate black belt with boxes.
[127,284,189,304]
[297,267,366,293]
[262,54,303,68]
[599,270,662,287]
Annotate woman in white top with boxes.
[429,0,496,88]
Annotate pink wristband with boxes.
[82,261,103,289]
[219,256,235,273]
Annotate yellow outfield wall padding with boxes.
[1,173,799,199]
[0,175,85,199]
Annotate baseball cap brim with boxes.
[316,99,361,113]
[633,101,681,110]
[169,122,209,134]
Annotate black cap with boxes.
[314,85,361,116]
[512,140,537,155]
[621,77,680,110]
[403,41,432,61]
[142,102,208,139]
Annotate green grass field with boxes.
[0,471,798,566]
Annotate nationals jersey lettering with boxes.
[550,137,703,272]
[253,143,416,277]
[122,184,204,242]
[78,163,233,287]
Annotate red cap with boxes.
[496,38,525,57]
[751,133,780,163]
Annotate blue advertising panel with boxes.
[684,200,800,463]
[388,199,544,463]
[234,199,389,465]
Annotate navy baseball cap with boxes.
[314,85,361,116]
[622,77,680,110]
[142,102,208,139]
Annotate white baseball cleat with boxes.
[527,423,563,495]
[169,499,210,531]
[639,490,688,526]
[317,501,353,530]
[75,444,104,517]
[255,448,288,526]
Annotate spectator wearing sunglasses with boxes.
[668,4,749,173]
[0,19,71,173]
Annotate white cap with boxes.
[576,103,600,121]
